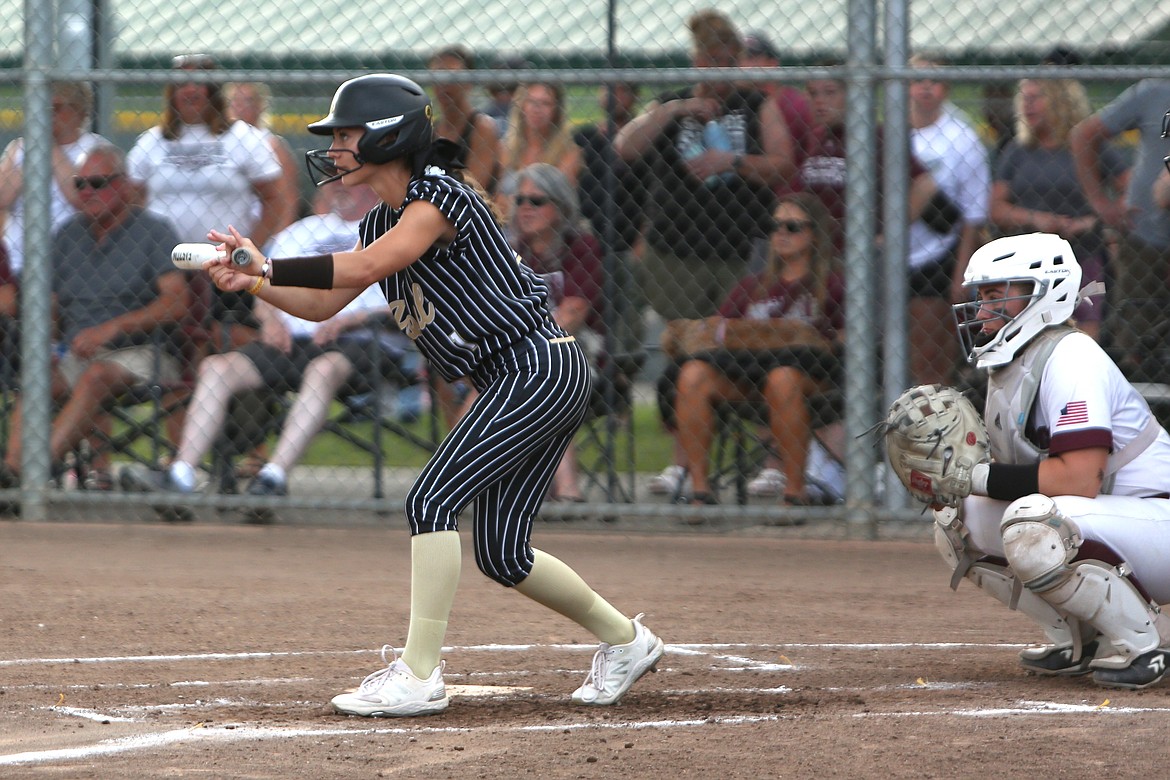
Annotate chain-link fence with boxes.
[3,2,1170,530]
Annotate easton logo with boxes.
[367,114,405,130]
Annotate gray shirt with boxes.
[1097,78,1170,249]
[52,209,180,345]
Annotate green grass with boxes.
[110,399,676,473]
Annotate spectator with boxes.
[802,61,938,255]
[615,9,792,496]
[120,183,395,523]
[126,53,284,351]
[1071,78,1170,366]
[615,8,791,322]
[739,30,815,202]
[495,81,581,222]
[0,81,110,278]
[907,53,991,385]
[225,80,303,235]
[991,77,1122,342]
[672,193,842,507]
[509,164,605,504]
[573,82,647,257]
[479,56,527,138]
[429,45,501,196]
[0,144,186,490]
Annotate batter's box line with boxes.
[1,641,1018,668]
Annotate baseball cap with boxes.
[742,32,780,62]
[171,53,218,70]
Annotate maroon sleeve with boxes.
[718,277,753,319]
[562,231,605,331]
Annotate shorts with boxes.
[58,345,179,389]
[656,347,840,430]
[908,244,957,300]
[640,243,745,321]
[236,332,396,396]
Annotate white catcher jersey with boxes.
[1029,332,1170,497]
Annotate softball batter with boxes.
[204,74,663,716]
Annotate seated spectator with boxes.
[0,80,110,279]
[0,144,187,489]
[429,45,502,195]
[671,193,843,507]
[495,81,582,222]
[508,164,605,503]
[120,183,394,523]
[990,77,1122,342]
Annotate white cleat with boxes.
[330,646,449,717]
[572,613,665,705]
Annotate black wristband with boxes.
[986,462,1041,502]
[269,254,335,289]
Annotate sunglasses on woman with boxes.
[73,174,123,191]
[515,194,552,207]
[773,219,811,234]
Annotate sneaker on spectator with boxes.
[647,465,686,495]
[747,467,786,497]
[241,471,287,525]
[331,646,449,717]
[571,613,665,705]
[118,465,194,522]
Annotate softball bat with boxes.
[171,243,253,270]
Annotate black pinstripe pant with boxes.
[405,330,591,586]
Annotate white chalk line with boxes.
[0,714,784,767]
[0,641,1020,668]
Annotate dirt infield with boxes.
[3,519,1169,778]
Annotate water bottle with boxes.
[701,120,735,186]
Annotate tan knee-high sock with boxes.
[514,549,635,645]
[401,531,461,678]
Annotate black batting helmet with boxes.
[305,74,434,184]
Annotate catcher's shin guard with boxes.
[933,509,1086,651]
[1001,494,1170,671]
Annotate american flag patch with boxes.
[1056,400,1089,427]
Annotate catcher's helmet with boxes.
[305,74,434,185]
[952,232,1082,369]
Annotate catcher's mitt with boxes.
[883,384,990,507]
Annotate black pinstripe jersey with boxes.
[359,170,551,382]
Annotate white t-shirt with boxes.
[3,131,108,276]
[263,213,386,340]
[908,104,991,269]
[126,120,281,242]
[1035,332,1170,496]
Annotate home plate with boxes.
[448,684,533,697]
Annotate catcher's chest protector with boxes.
[984,326,1075,464]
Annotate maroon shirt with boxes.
[512,228,605,335]
[718,271,845,342]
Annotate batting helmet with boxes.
[305,74,434,184]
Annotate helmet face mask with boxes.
[952,233,1082,369]
[304,74,434,187]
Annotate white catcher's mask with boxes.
[952,233,1093,369]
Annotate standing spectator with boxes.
[121,183,394,524]
[225,80,303,235]
[495,81,582,222]
[0,144,186,488]
[573,82,646,258]
[127,53,285,351]
[615,9,792,496]
[907,53,991,385]
[0,81,109,278]
[1071,78,1170,365]
[802,62,938,255]
[429,45,501,196]
[739,30,815,202]
[509,164,605,504]
[614,9,791,323]
[991,77,1123,342]
[479,56,526,138]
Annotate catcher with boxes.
[885,232,1170,690]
